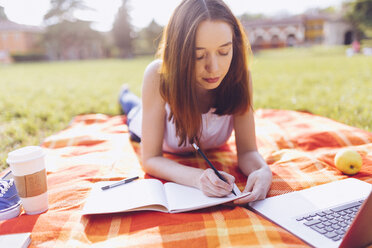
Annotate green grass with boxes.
[251,46,372,131]
[0,57,151,170]
[1,46,371,170]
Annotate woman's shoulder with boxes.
[142,59,164,103]
[142,59,162,88]
[144,59,162,77]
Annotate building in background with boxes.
[0,19,105,62]
[43,20,106,61]
[1,11,356,62]
[0,20,44,63]
[243,13,353,50]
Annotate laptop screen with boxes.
[340,189,372,248]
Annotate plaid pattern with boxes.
[0,109,371,247]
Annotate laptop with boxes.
[249,178,372,248]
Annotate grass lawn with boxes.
[1,46,371,170]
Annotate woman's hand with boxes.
[198,168,235,197]
[233,167,272,205]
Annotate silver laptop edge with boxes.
[249,178,372,248]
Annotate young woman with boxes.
[120,0,272,204]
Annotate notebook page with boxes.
[0,233,31,248]
[164,182,249,213]
[82,179,169,215]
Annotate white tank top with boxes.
[162,104,234,153]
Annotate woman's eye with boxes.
[196,55,204,60]
[219,50,230,56]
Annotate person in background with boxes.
[119,0,272,204]
[352,39,360,54]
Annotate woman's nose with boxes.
[205,54,218,73]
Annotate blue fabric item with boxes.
[0,178,21,221]
[118,86,142,142]
[119,86,141,118]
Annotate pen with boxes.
[192,143,236,196]
[101,176,139,190]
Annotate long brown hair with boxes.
[157,0,251,146]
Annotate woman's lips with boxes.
[203,77,220,83]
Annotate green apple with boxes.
[334,149,362,175]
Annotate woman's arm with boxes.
[141,60,234,196]
[233,72,272,204]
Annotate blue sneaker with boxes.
[0,178,21,221]
[118,84,141,116]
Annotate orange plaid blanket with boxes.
[1,109,371,247]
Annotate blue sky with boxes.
[0,0,346,31]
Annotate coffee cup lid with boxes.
[6,146,45,164]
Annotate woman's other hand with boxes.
[233,167,272,205]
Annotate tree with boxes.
[134,19,163,55]
[43,0,103,60]
[239,13,266,23]
[44,0,91,25]
[319,6,337,14]
[44,20,103,59]
[0,6,8,21]
[144,20,163,51]
[112,0,133,58]
[345,0,372,40]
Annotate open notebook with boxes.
[82,179,249,215]
[0,233,31,248]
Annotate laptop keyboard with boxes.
[295,199,364,241]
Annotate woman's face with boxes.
[195,20,233,90]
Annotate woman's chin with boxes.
[198,81,221,90]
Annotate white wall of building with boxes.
[323,21,352,45]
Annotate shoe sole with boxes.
[0,202,21,221]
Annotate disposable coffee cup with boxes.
[6,146,48,215]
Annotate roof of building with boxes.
[242,15,304,28]
[242,13,347,29]
[0,20,44,32]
